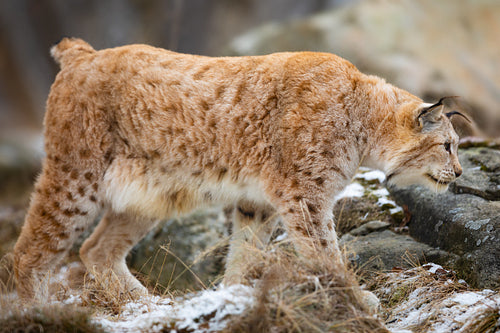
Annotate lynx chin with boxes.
[13,38,463,299]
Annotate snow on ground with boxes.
[389,288,499,332]
[93,284,254,333]
[355,167,386,183]
[382,264,500,333]
[8,256,496,332]
[334,182,365,200]
[83,264,499,333]
[335,167,403,215]
[334,167,385,201]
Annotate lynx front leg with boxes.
[282,198,343,261]
[223,200,279,285]
[263,172,345,263]
[79,210,159,296]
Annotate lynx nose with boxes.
[454,167,462,178]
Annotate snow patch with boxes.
[334,182,365,200]
[423,263,444,274]
[385,266,500,333]
[372,188,389,197]
[450,290,493,306]
[94,285,254,333]
[349,167,403,215]
[355,168,386,183]
[176,285,253,332]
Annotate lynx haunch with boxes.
[13,38,463,298]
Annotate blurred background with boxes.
[0,0,499,201]
[0,0,352,133]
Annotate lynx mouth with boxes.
[426,173,451,185]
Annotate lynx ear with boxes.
[417,96,463,131]
[417,103,444,131]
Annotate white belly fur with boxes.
[103,159,268,219]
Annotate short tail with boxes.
[50,37,95,68]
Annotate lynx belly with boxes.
[103,157,267,219]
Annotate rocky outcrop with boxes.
[389,147,500,288]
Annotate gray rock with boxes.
[349,220,391,236]
[389,147,500,288]
[450,147,500,201]
[340,230,458,272]
[128,208,229,292]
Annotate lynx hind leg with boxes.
[79,210,159,296]
[223,200,279,285]
[13,161,102,299]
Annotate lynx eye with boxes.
[444,142,451,153]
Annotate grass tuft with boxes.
[222,237,388,332]
[367,263,467,313]
[463,307,500,333]
[79,268,142,315]
[0,302,104,333]
[0,253,15,293]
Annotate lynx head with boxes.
[385,97,468,192]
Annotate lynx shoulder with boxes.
[13,38,463,298]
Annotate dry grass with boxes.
[134,237,227,297]
[0,253,15,293]
[2,235,498,333]
[0,264,103,333]
[463,307,500,333]
[79,268,148,315]
[70,212,389,332]
[0,302,104,333]
[0,254,122,331]
[365,255,485,332]
[367,261,467,312]
[222,237,388,333]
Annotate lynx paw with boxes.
[360,290,380,314]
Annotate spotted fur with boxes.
[13,38,462,298]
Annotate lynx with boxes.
[13,38,463,299]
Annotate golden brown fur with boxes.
[13,38,462,298]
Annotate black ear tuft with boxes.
[418,96,459,121]
[445,110,471,123]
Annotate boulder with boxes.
[340,230,458,273]
[127,208,229,292]
[389,147,500,288]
